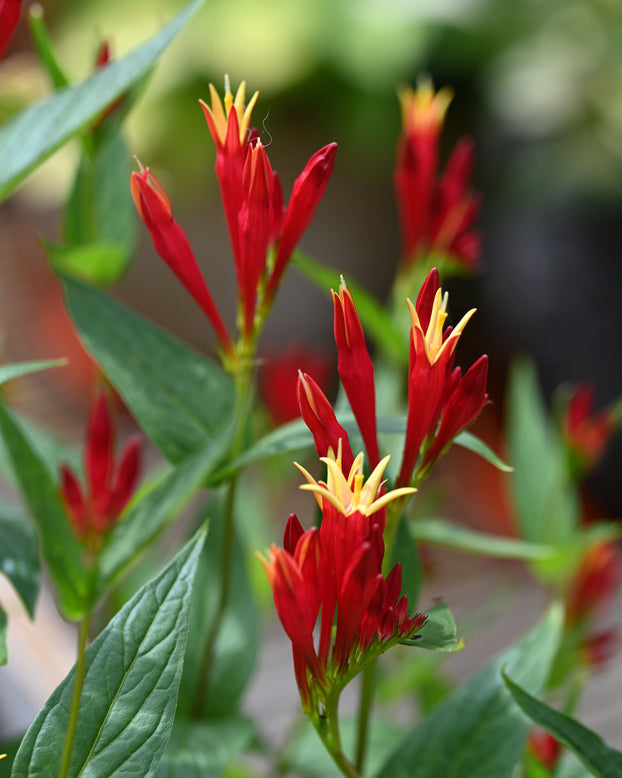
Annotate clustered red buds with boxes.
[0,0,21,60]
[132,78,337,367]
[260,450,423,711]
[562,384,616,477]
[394,80,480,272]
[59,392,141,548]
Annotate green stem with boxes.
[190,472,238,718]
[58,613,91,778]
[354,662,376,773]
[317,692,361,778]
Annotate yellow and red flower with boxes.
[395,80,480,272]
[260,450,423,710]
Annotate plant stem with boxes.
[354,661,376,773]
[58,613,91,778]
[190,473,238,718]
[318,692,361,778]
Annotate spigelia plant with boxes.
[0,1,621,777]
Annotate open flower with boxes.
[59,392,141,549]
[260,451,422,711]
[395,79,480,273]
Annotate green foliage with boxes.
[503,673,622,778]
[376,605,563,778]
[156,717,255,777]
[12,526,208,777]
[0,501,40,618]
[507,359,579,546]
[63,277,234,463]
[404,602,462,652]
[0,401,90,621]
[0,0,206,200]
[176,493,260,718]
[0,359,66,386]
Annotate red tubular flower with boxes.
[562,384,616,475]
[397,268,488,486]
[201,79,337,341]
[332,280,380,469]
[566,542,622,626]
[528,729,562,770]
[395,80,480,272]
[59,392,142,546]
[260,452,422,709]
[0,0,20,60]
[297,371,355,474]
[130,168,234,359]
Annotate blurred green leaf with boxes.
[507,358,579,545]
[44,241,129,287]
[376,604,563,778]
[12,526,207,777]
[0,359,66,386]
[156,717,255,777]
[411,518,560,561]
[454,430,513,472]
[96,434,232,600]
[503,672,622,777]
[293,250,407,364]
[0,605,6,666]
[0,0,206,200]
[402,602,462,652]
[177,493,259,718]
[63,277,234,463]
[0,501,40,618]
[0,400,89,621]
[389,515,422,609]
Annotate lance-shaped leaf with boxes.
[63,277,234,463]
[0,401,89,620]
[156,717,255,778]
[0,359,66,386]
[376,604,563,778]
[96,432,233,600]
[12,525,208,777]
[503,673,622,778]
[0,501,40,618]
[0,0,206,200]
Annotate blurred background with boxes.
[1,0,622,760]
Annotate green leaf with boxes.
[507,359,579,544]
[0,604,6,666]
[156,717,255,777]
[389,515,422,609]
[0,359,66,386]
[454,430,513,472]
[0,400,89,621]
[44,241,130,287]
[63,277,234,463]
[376,604,563,778]
[293,250,407,364]
[411,518,561,561]
[12,525,208,777]
[96,435,232,600]
[0,0,206,201]
[177,494,259,718]
[0,501,40,617]
[503,673,622,778]
[403,602,462,652]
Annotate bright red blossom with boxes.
[0,0,21,60]
[395,81,480,272]
[60,392,141,546]
[261,452,422,710]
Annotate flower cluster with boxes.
[132,78,337,368]
[261,448,424,711]
[299,268,488,488]
[394,79,480,273]
[59,392,141,549]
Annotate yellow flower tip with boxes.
[398,78,454,134]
